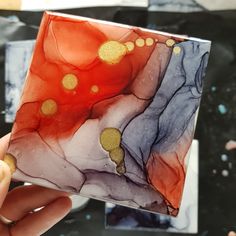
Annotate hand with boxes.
[0,134,72,236]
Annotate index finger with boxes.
[0,133,11,160]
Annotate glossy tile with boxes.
[6,11,210,215]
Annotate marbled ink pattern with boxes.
[6,12,211,215]
[106,140,199,233]
[5,40,35,123]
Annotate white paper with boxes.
[21,0,147,10]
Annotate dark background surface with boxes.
[0,7,235,236]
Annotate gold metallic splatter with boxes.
[4,153,16,174]
[98,41,127,64]
[116,162,126,175]
[145,38,154,46]
[62,74,78,90]
[91,85,99,93]
[100,128,121,151]
[125,42,135,52]
[135,38,145,47]
[166,39,175,47]
[173,46,181,54]
[41,99,57,116]
[109,147,125,165]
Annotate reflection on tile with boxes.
[105,140,199,233]
[5,40,35,123]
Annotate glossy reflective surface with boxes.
[6,12,210,216]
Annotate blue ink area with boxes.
[218,104,227,114]
[221,154,228,162]
[211,86,216,92]
[123,40,210,165]
[85,214,91,220]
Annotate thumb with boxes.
[0,133,11,160]
[0,133,11,207]
[0,160,11,208]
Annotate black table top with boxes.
[0,7,235,236]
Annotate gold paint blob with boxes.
[62,74,78,90]
[100,128,121,151]
[135,38,145,47]
[4,153,16,174]
[173,46,181,54]
[116,162,126,175]
[109,147,125,165]
[41,99,57,116]
[91,85,99,93]
[125,42,135,52]
[145,38,154,46]
[166,39,175,47]
[98,40,127,64]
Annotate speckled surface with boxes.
[0,7,235,236]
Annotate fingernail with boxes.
[0,161,5,182]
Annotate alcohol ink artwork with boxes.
[106,140,199,233]
[5,40,35,123]
[6,11,211,215]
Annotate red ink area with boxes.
[146,152,186,213]
[14,13,175,138]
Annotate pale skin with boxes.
[0,134,72,236]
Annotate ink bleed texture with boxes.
[6,11,211,216]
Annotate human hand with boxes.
[0,134,72,236]
[228,231,236,236]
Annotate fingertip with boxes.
[0,133,11,160]
[0,133,11,142]
[56,196,72,212]
[10,196,72,236]
[0,160,11,207]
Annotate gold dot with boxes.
[173,46,181,54]
[109,147,124,165]
[166,39,175,47]
[62,74,78,90]
[116,162,126,175]
[124,42,135,52]
[135,38,145,47]
[41,99,57,116]
[145,38,154,46]
[4,153,16,174]
[98,40,127,65]
[100,128,121,151]
[91,85,99,93]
